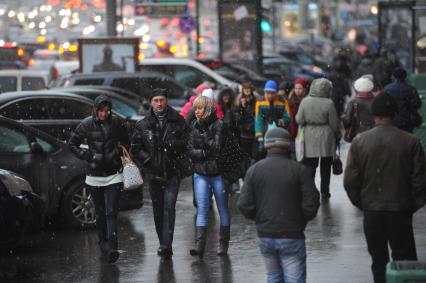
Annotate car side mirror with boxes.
[30,142,44,154]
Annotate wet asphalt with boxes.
[1,142,426,283]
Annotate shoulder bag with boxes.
[344,103,359,143]
[332,143,343,175]
[121,146,144,191]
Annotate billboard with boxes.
[78,38,139,74]
[218,0,262,73]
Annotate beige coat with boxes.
[295,78,341,158]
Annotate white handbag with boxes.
[121,146,143,191]
[295,126,304,162]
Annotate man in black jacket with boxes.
[344,92,426,283]
[131,88,189,259]
[238,127,320,283]
[69,95,129,263]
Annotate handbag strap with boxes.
[122,146,131,160]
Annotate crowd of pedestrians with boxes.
[67,52,426,282]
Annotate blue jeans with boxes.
[149,176,180,249]
[257,238,306,283]
[193,173,230,227]
[88,182,122,250]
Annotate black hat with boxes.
[149,88,167,101]
[371,92,398,118]
[392,67,407,80]
[264,127,291,149]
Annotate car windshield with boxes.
[111,98,138,117]
[0,76,17,93]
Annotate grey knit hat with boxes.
[264,128,291,149]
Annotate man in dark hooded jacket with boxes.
[384,67,422,133]
[131,88,189,259]
[69,95,129,263]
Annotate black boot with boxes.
[190,227,207,259]
[217,226,230,256]
[107,239,119,264]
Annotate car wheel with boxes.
[62,181,96,229]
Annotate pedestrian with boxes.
[185,88,224,124]
[130,88,189,259]
[180,83,210,119]
[188,95,231,258]
[277,80,293,102]
[234,89,257,158]
[342,76,375,136]
[328,52,352,117]
[344,92,426,283]
[296,78,341,200]
[255,80,291,159]
[68,95,129,264]
[288,78,309,140]
[238,127,320,283]
[383,67,422,133]
[218,87,237,134]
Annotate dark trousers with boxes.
[302,157,333,196]
[363,211,417,283]
[149,176,180,249]
[89,182,122,250]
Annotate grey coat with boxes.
[344,122,426,212]
[295,78,341,158]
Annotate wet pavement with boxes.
[1,142,426,283]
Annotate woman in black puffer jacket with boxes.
[188,95,231,259]
[68,95,129,264]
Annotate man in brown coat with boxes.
[344,92,426,283]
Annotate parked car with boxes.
[50,87,145,118]
[197,59,267,93]
[0,91,135,141]
[262,56,313,83]
[138,58,240,91]
[54,71,192,111]
[0,169,45,248]
[0,116,143,228]
[278,48,329,74]
[0,70,48,93]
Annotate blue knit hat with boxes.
[264,80,278,92]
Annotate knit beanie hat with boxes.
[371,92,398,118]
[264,80,278,92]
[294,77,310,90]
[354,77,374,92]
[264,127,291,149]
[195,83,210,96]
[201,88,214,100]
[149,88,167,101]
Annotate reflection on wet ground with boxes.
[1,143,426,282]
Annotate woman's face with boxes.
[222,95,230,104]
[294,84,305,97]
[241,96,248,107]
[243,88,251,96]
[195,107,205,119]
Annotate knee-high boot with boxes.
[217,226,230,256]
[190,227,207,259]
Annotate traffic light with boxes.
[261,20,272,32]
[261,8,273,33]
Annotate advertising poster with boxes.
[219,0,262,72]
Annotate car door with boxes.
[0,122,46,199]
